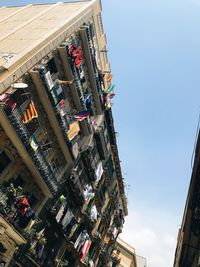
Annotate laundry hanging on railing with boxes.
[29,136,39,151]
[44,71,54,91]
[68,44,83,68]
[22,100,38,123]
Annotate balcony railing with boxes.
[36,67,75,144]
[70,64,92,135]
[68,170,86,207]
[0,184,46,266]
[114,210,124,228]
[84,25,102,95]
[111,251,121,264]
[5,106,58,194]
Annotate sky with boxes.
[1,0,200,266]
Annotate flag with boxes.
[105,73,112,83]
[22,100,38,123]
[0,93,17,111]
[29,136,39,151]
[107,92,116,99]
[105,84,115,94]
[74,110,90,121]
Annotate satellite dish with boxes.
[11,83,28,89]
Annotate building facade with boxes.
[0,1,128,266]
[109,238,141,267]
[173,131,200,267]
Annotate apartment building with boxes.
[173,131,200,267]
[109,238,147,267]
[0,1,128,266]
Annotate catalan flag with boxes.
[22,100,38,124]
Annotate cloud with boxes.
[119,210,177,267]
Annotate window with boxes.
[48,57,58,74]
[0,151,11,174]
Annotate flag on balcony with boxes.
[105,73,112,83]
[0,93,17,111]
[107,92,116,99]
[74,110,90,121]
[22,100,38,123]
[29,136,39,151]
[105,84,115,94]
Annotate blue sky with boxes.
[1,0,200,266]
[101,0,200,266]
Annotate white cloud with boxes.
[119,210,177,267]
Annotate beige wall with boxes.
[113,238,137,267]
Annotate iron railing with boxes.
[5,107,58,194]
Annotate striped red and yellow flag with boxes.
[22,100,38,124]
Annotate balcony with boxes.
[94,131,107,160]
[80,147,97,182]
[57,45,91,136]
[3,106,58,195]
[99,245,110,265]
[81,202,98,232]
[35,66,76,145]
[68,165,95,209]
[111,251,121,264]
[30,69,73,165]
[49,203,79,244]
[93,231,103,246]
[70,230,92,263]
[79,26,103,115]
[0,184,51,266]
[68,171,85,207]
[114,210,125,228]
